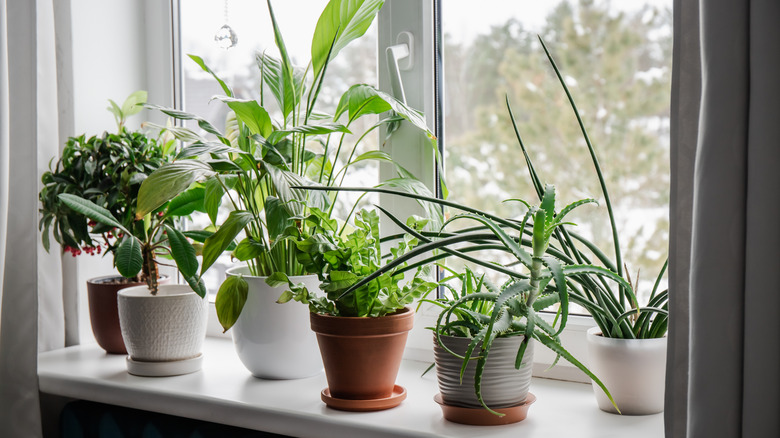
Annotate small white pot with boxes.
[118,284,208,367]
[227,266,323,379]
[586,326,667,415]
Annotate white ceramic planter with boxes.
[227,266,323,379]
[586,326,667,415]
[117,284,208,376]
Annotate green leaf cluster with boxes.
[39,91,173,258]
[268,208,437,319]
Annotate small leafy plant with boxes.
[39,91,174,261]
[216,208,437,330]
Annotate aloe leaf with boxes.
[649,259,669,301]
[215,275,249,332]
[534,329,620,413]
[115,236,143,278]
[540,255,567,335]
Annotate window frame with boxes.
[161,0,595,383]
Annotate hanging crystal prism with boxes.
[214,0,237,49]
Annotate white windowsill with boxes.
[38,337,663,438]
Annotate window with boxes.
[173,0,672,377]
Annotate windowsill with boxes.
[38,337,663,438]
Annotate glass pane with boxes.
[179,0,379,293]
[441,0,672,310]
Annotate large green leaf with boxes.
[266,165,330,216]
[176,142,245,160]
[121,90,147,117]
[311,0,385,81]
[115,236,143,278]
[204,178,224,225]
[137,161,215,219]
[167,187,206,217]
[264,196,293,241]
[266,0,297,120]
[267,123,350,145]
[57,194,130,236]
[214,97,273,138]
[215,275,248,332]
[165,226,198,278]
[233,238,266,262]
[201,211,254,276]
[189,54,233,97]
[334,84,428,133]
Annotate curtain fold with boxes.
[669,0,780,436]
[0,0,72,436]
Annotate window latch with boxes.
[386,31,414,105]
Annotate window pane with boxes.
[179,0,379,292]
[441,0,672,309]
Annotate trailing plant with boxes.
[136,0,441,322]
[39,91,174,261]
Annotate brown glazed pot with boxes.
[87,275,167,354]
[310,307,414,400]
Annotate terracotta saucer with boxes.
[434,392,536,425]
[321,385,407,412]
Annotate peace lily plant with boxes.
[135,0,439,333]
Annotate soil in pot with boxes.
[310,307,414,411]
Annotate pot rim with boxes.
[310,306,414,336]
[87,274,169,286]
[118,284,200,299]
[586,326,667,343]
[226,265,318,281]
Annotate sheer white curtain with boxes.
[0,0,75,436]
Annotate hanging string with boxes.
[214,0,238,49]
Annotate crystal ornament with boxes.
[214,24,238,49]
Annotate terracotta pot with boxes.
[310,307,414,400]
[86,275,168,354]
[586,327,667,415]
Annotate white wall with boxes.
[69,0,174,343]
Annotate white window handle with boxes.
[386,31,414,105]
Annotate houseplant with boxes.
[58,171,210,376]
[38,91,174,354]
[308,184,624,421]
[514,37,669,415]
[271,208,437,411]
[138,0,440,379]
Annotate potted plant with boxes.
[38,91,174,354]
[138,0,440,379]
[58,166,211,376]
[521,37,669,415]
[271,208,437,411]
[312,184,623,422]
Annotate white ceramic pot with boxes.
[117,284,208,364]
[227,266,323,379]
[586,326,667,415]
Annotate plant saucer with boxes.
[321,385,407,412]
[434,392,536,426]
[126,354,203,377]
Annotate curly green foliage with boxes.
[267,208,437,318]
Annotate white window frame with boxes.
[155,0,595,383]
